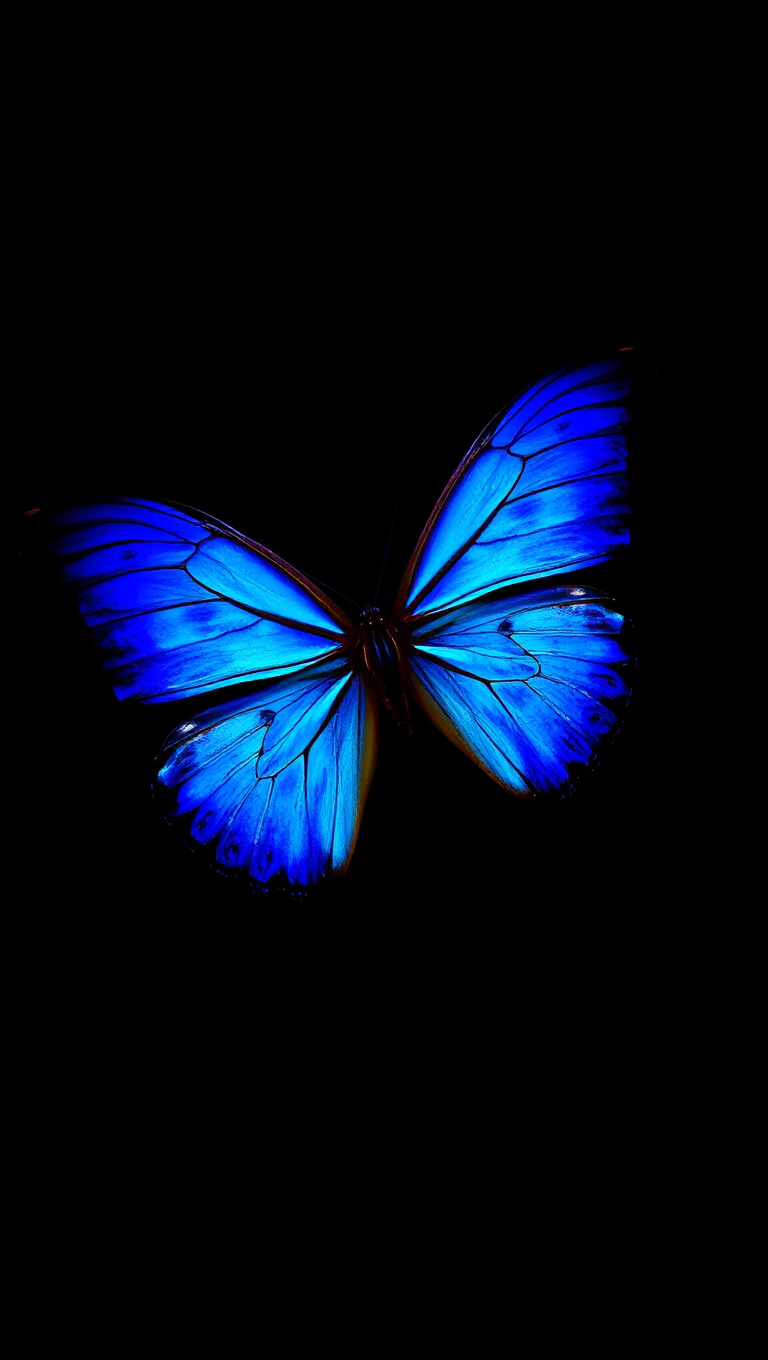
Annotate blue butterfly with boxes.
[41,355,635,895]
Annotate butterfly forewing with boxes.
[46,498,350,701]
[396,357,632,619]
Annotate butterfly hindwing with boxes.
[155,659,377,890]
[405,587,635,797]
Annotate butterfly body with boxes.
[357,606,412,731]
[39,354,637,894]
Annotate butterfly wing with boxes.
[395,357,632,619]
[395,357,636,797]
[406,586,634,796]
[155,659,377,891]
[43,497,377,890]
[45,497,350,700]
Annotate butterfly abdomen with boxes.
[357,606,411,732]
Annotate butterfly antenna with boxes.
[373,503,399,607]
[301,572,362,613]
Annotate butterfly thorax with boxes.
[357,606,411,731]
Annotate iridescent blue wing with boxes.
[43,497,378,891]
[395,357,632,619]
[395,356,635,796]
[405,586,635,796]
[45,497,350,701]
[155,658,377,892]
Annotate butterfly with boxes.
[36,355,636,897]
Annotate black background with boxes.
[5,37,713,1283]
